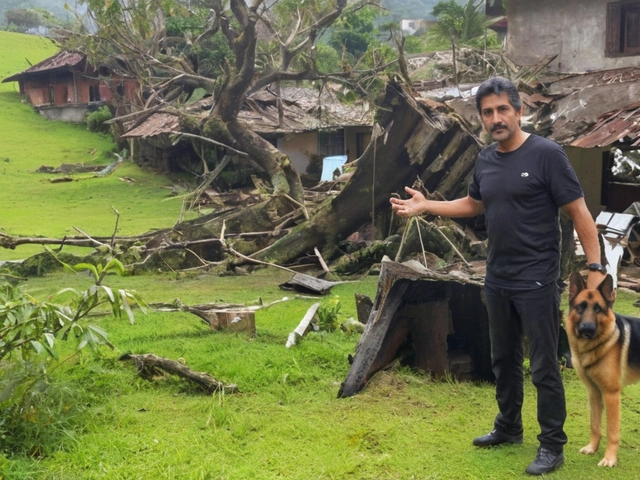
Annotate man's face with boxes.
[479,92,523,145]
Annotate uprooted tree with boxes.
[0,79,486,274]
[63,0,391,204]
[13,0,493,272]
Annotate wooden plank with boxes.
[286,302,321,347]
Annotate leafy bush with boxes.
[0,256,147,455]
[86,106,113,134]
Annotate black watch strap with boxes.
[587,263,606,273]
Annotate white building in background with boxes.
[400,19,432,35]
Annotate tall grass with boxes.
[1,31,640,480]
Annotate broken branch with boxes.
[120,353,238,394]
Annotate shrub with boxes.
[0,256,147,456]
[86,106,113,134]
[0,360,87,457]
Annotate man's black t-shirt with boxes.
[468,134,584,289]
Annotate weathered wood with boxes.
[286,302,321,348]
[398,300,450,376]
[120,353,238,394]
[338,259,492,398]
[280,273,349,295]
[252,80,483,267]
[354,293,373,324]
[192,309,256,334]
[150,297,290,333]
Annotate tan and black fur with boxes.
[567,272,640,467]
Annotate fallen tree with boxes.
[0,79,486,276]
[245,79,483,266]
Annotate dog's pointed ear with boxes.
[568,272,585,306]
[598,274,616,305]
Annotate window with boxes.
[606,2,640,56]
[89,84,101,102]
[318,130,344,157]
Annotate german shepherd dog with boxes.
[567,272,640,467]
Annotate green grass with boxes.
[0,269,638,479]
[2,31,640,480]
[0,31,189,261]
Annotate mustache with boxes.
[491,124,507,132]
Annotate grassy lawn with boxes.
[2,270,640,479]
[0,31,188,262]
[1,31,640,480]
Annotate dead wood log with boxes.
[150,297,290,332]
[0,231,158,250]
[248,80,482,267]
[188,308,256,334]
[337,258,492,398]
[120,353,238,394]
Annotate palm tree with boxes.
[427,0,497,92]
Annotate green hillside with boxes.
[0,31,186,261]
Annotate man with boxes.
[390,77,605,475]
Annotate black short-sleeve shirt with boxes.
[468,134,584,289]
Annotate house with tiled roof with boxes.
[2,50,139,122]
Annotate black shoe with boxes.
[472,429,523,447]
[525,447,564,475]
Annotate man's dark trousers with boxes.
[483,281,567,453]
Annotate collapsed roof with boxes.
[121,85,373,139]
[428,67,640,150]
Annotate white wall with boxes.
[277,133,315,173]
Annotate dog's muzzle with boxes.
[577,322,597,339]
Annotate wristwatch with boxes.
[587,263,606,273]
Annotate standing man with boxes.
[390,77,605,476]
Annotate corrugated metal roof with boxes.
[570,101,640,148]
[424,67,640,150]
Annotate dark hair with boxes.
[475,77,522,113]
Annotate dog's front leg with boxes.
[579,383,602,456]
[599,389,621,467]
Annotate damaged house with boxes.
[343,3,640,394]
[2,50,139,122]
[120,86,373,178]
[500,1,640,214]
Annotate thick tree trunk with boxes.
[201,115,304,203]
[253,80,482,265]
